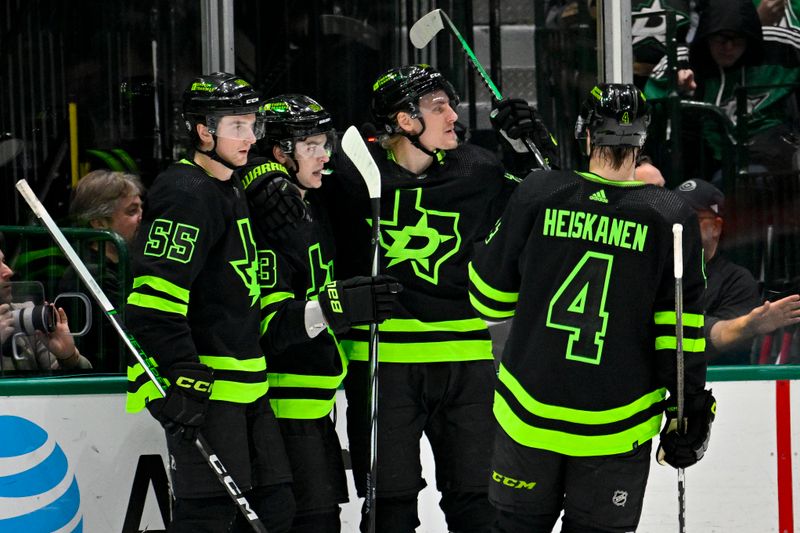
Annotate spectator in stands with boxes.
[755,0,800,29]
[0,244,91,371]
[60,170,144,371]
[674,179,800,364]
[647,0,800,177]
[635,154,667,186]
[69,169,144,260]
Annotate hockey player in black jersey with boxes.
[237,94,400,532]
[468,83,717,533]
[125,73,296,532]
[321,64,550,533]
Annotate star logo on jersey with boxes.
[719,92,770,125]
[306,242,334,298]
[230,218,261,307]
[379,188,460,285]
[631,0,688,48]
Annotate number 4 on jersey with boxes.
[546,252,613,365]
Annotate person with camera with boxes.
[1,246,91,371]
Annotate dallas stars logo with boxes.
[378,188,460,285]
[306,242,334,298]
[230,218,261,307]
[631,0,688,48]
[719,92,770,125]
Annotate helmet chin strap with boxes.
[282,155,310,190]
[197,135,240,171]
[400,117,442,159]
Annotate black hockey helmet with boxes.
[183,72,264,142]
[371,64,459,136]
[575,83,650,151]
[259,94,335,155]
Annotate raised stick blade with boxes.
[341,125,381,200]
[410,9,445,48]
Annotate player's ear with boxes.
[395,111,416,134]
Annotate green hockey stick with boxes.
[410,8,551,170]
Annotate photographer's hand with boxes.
[0,303,13,344]
[40,306,78,363]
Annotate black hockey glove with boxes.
[657,389,716,469]
[490,98,560,169]
[146,362,214,442]
[241,158,308,241]
[317,275,403,335]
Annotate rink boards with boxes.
[0,374,798,533]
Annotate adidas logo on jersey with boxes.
[589,190,608,203]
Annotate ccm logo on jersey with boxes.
[326,286,343,313]
[492,471,536,490]
[175,376,213,393]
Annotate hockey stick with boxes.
[409,8,551,170]
[340,126,381,533]
[672,223,687,533]
[15,179,269,533]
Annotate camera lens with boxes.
[11,305,56,335]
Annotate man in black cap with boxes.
[674,179,800,364]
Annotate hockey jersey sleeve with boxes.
[257,244,313,354]
[468,179,539,321]
[126,174,225,376]
[652,211,708,399]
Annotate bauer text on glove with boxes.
[317,275,402,334]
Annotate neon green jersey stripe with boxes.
[350,317,489,333]
[261,311,277,336]
[132,275,189,302]
[269,370,345,389]
[210,379,268,403]
[654,311,704,328]
[468,263,519,303]
[469,292,516,319]
[498,364,666,424]
[270,397,336,419]
[127,292,188,316]
[126,381,161,413]
[342,339,493,363]
[655,336,706,352]
[494,393,662,456]
[198,355,267,372]
[261,291,293,309]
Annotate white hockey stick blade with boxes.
[410,9,445,49]
[16,179,115,312]
[672,223,683,279]
[342,125,381,200]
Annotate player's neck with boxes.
[194,151,233,181]
[588,157,636,182]
[393,137,434,175]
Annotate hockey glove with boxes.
[657,389,716,469]
[147,362,214,442]
[490,98,560,169]
[241,157,308,241]
[317,275,403,335]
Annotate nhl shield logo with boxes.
[612,490,628,507]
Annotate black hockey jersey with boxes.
[126,159,266,412]
[469,170,707,456]
[325,143,518,364]
[248,167,346,420]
